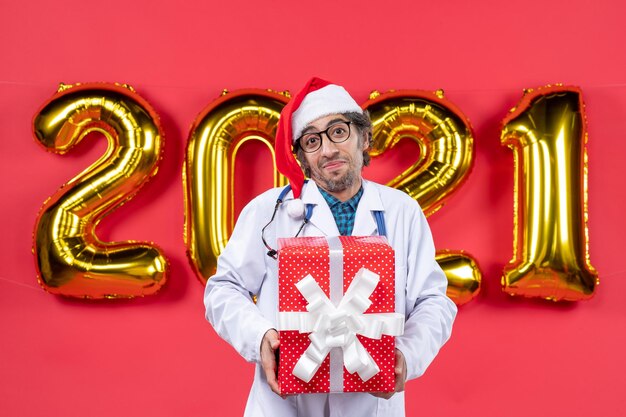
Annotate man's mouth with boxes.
[322,159,347,170]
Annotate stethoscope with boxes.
[261,182,387,259]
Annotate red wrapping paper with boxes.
[277,236,396,394]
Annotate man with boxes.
[204,77,457,417]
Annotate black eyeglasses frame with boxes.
[295,121,353,153]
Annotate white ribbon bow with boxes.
[279,268,404,383]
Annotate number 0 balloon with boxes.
[184,89,289,284]
[32,83,168,299]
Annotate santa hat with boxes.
[275,77,363,199]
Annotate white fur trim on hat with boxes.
[291,84,362,142]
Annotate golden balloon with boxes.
[363,90,480,305]
[32,83,168,299]
[183,89,289,284]
[363,89,475,216]
[501,85,598,301]
[436,250,482,306]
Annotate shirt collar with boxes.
[318,186,363,211]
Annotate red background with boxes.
[1,1,625,416]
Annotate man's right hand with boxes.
[260,329,281,396]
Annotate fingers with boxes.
[394,349,407,393]
[371,349,407,401]
[270,338,280,350]
[260,329,281,396]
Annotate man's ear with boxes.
[361,132,371,151]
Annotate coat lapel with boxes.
[352,180,385,236]
[300,181,339,236]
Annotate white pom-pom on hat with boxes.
[285,199,305,219]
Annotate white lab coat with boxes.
[204,179,457,417]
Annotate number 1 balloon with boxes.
[501,85,598,301]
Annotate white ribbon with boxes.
[278,267,404,384]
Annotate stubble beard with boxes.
[309,152,363,193]
[311,165,358,193]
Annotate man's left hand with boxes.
[370,348,407,400]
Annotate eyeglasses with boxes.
[296,121,352,153]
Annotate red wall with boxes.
[1,1,625,416]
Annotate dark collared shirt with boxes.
[318,186,364,236]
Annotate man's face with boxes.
[298,114,368,196]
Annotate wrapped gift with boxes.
[277,236,404,394]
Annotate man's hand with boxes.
[371,348,407,400]
[260,329,282,397]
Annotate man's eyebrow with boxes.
[301,118,348,134]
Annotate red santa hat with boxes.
[275,77,363,199]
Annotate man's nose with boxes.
[319,133,339,156]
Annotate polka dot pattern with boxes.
[277,236,396,394]
[277,331,331,394]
